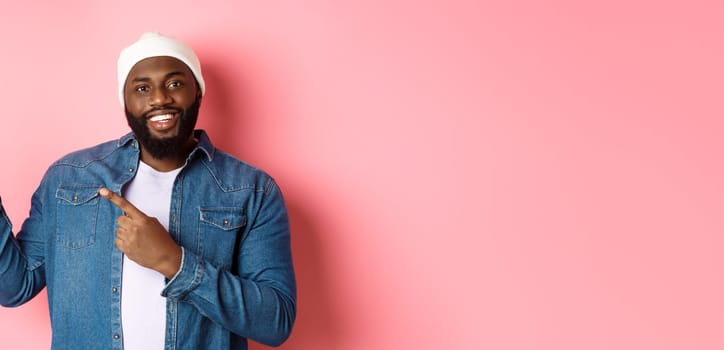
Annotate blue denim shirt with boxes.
[0,130,296,349]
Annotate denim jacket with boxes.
[0,130,296,349]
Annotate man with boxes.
[0,32,296,349]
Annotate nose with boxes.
[149,87,173,106]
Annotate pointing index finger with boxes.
[99,187,144,218]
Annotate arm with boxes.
[0,188,47,307]
[163,179,296,346]
[100,179,297,346]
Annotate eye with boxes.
[168,81,183,89]
[134,85,149,93]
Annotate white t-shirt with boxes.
[121,161,182,350]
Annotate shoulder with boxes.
[193,130,277,192]
[199,148,277,193]
[51,134,133,168]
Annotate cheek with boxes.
[174,91,198,108]
[125,97,146,116]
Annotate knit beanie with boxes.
[117,32,205,106]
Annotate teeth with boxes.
[149,114,173,122]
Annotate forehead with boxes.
[126,56,193,82]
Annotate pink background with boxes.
[0,1,723,349]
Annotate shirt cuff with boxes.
[161,246,205,301]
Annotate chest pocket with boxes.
[199,207,246,266]
[56,185,101,249]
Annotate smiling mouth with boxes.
[148,114,174,122]
[144,110,181,133]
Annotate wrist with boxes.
[158,246,182,279]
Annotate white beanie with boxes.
[117,32,205,106]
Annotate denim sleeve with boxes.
[161,178,297,346]
[0,184,48,307]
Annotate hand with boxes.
[99,187,182,279]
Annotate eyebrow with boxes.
[130,71,186,83]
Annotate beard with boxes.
[125,98,200,160]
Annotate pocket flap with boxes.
[56,185,101,205]
[200,207,246,230]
